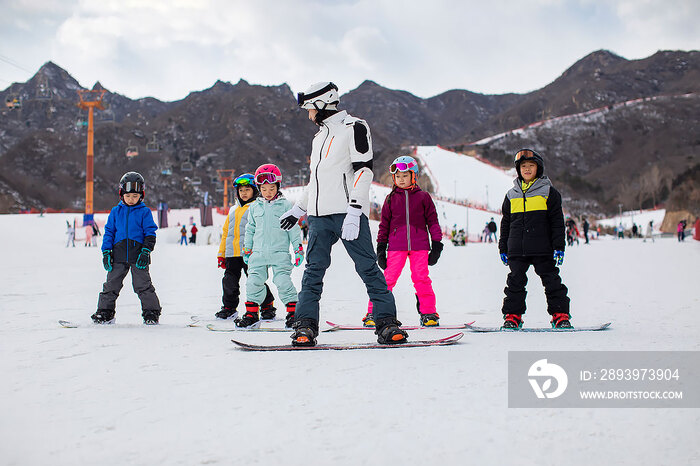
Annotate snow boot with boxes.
[362,312,376,327]
[291,318,319,347]
[502,313,523,329]
[142,310,160,325]
[419,312,440,327]
[285,302,296,329]
[91,309,115,324]
[551,313,572,329]
[374,317,408,344]
[260,301,276,320]
[215,306,238,320]
[235,302,260,328]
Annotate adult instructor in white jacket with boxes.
[280,82,408,347]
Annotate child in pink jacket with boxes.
[366,156,444,327]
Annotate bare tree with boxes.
[643,164,666,208]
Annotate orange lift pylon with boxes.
[77,89,106,217]
[217,169,236,211]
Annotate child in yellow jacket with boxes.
[216,174,274,320]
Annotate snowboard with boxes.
[465,322,611,333]
[323,320,474,332]
[206,323,291,333]
[231,332,464,351]
[189,315,282,328]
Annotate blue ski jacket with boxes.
[102,201,158,264]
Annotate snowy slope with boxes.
[597,209,666,233]
[1,212,699,466]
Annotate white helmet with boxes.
[297,82,339,110]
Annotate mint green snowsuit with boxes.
[245,195,302,305]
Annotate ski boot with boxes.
[215,306,238,320]
[419,312,440,327]
[291,318,319,347]
[260,301,276,320]
[285,302,296,328]
[91,309,115,324]
[551,313,572,329]
[374,316,408,344]
[235,302,260,328]
[362,312,376,327]
[142,310,160,325]
[502,313,523,329]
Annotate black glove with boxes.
[102,250,113,272]
[135,248,151,269]
[428,240,443,266]
[376,242,387,270]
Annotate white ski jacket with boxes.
[297,110,374,217]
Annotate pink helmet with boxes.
[254,163,282,187]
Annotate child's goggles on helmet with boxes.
[255,172,281,185]
[233,174,254,186]
[389,160,417,174]
[514,149,537,162]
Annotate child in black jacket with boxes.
[498,149,571,329]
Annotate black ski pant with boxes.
[222,256,273,310]
[97,262,161,314]
[501,256,570,316]
[295,214,397,323]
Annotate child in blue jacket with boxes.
[93,172,162,324]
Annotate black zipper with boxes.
[315,126,330,214]
[125,204,131,262]
[521,191,526,255]
[342,173,349,202]
[405,190,411,251]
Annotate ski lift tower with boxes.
[77,89,106,223]
[217,169,236,211]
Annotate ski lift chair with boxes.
[146,133,160,152]
[191,177,202,186]
[125,140,139,158]
[181,161,193,171]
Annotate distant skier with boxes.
[582,217,590,244]
[215,173,274,320]
[644,220,655,243]
[299,215,309,243]
[91,221,101,247]
[677,220,686,242]
[632,223,638,238]
[565,216,579,246]
[65,220,75,247]
[498,149,571,329]
[190,223,198,244]
[487,217,498,242]
[367,155,443,327]
[279,82,407,346]
[179,225,188,245]
[93,172,161,325]
[238,164,302,329]
[618,222,624,240]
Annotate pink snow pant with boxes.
[367,250,436,314]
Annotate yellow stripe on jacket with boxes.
[230,204,250,256]
[510,195,548,213]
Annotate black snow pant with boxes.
[97,262,161,315]
[501,256,570,316]
[222,256,273,310]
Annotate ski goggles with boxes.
[233,175,254,186]
[121,181,143,193]
[255,172,281,185]
[389,161,417,174]
[514,149,537,162]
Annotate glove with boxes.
[293,244,304,267]
[102,250,113,272]
[135,248,151,269]
[500,253,508,266]
[341,206,362,241]
[427,240,443,266]
[242,247,252,265]
[376,242,387,270]
[280,204,306,231]
[553,250,565,266]
[217,257,226,269]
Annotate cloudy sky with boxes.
[1,0,698,101]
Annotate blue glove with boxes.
[135,248,151,269]
[242,247,252,265]
[500,253,508,266]
[293,244,304,267]
[553,250,565,266]
[103,250,113,272]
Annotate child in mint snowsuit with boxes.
[237,164,303,328]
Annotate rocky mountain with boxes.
[0,50,698,214]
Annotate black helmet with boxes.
[514,149,545,180]
[119,171,145,200]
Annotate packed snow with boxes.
[1,210,698,465]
